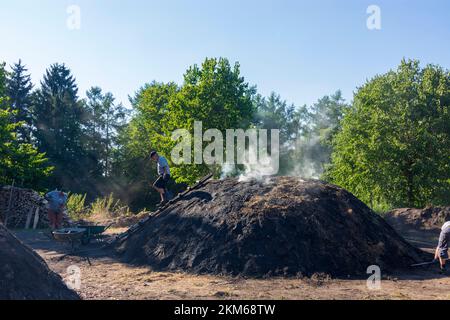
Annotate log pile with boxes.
[0,186,48,229]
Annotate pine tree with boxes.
[6,60,34,143]
[0,62,6,99]
[33,63,87,190]
[0,62,51,188]
[85,86,126,178]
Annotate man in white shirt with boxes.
[150,151,172,205]
[435,221,450,274]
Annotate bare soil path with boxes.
[13,226,450,300]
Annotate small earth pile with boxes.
[0,223,80,300]
[116,177,426,277]
[385,207,450,230]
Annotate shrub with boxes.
[67,193,88,220]
[89,193,131,221]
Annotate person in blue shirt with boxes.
[150,151,172,205]
[44,189,68,230]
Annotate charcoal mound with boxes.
[116,177,426,277]
[0,223,80,300]
[386,207,450,231]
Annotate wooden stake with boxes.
[4,180,15,228]
[25,206,34,229]
[32,207,40,230]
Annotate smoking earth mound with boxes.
[116,177,426,277]
[385,207,450,230]
[0,223,80,300]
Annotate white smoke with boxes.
[219,134,325,181]
[287,134,323,179]
[218,91,344,181]
[238,144,279,182]
[220,163,236,179]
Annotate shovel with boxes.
[410,260,437,267]
[411,258,448,267]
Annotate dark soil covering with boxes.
[0,223,80,300]
[116,177,426,277]
[385,207,450,230]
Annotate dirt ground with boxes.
[14,225,450,300]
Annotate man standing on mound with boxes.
[435,221,450,274]
[45,189,68,230]
[150,151,172,206]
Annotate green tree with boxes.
[111,82,180,209]
[0,63,52,187]
[291,91,349,178]
[0,63,6,97]
[253,92,299,144]
[114,58,255,209]
[32,63,88,191]
[163,57,256,183]
[84,87,126,178]
[6,60,34,143]
[252,92,309,175]
[253,90,348,178]
[327,59,450,208]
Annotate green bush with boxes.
[67,193,131,221]
[89,193,131,220]
[67,193,88,220]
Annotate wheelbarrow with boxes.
[52,227,87,252]
[52,227,94,265]
[76,224,112,245]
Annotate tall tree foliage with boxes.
[253,92,300,144]
[0,63,51,187]
[164,58,255,183]
[84,87,126,178]
[253,91,348,178]
[327,60,450,208]
[111,82,180,209]
[120,58,255,186]
[32,63,87,191]
[113,58,255,208]
[290,91,349,178]
[114,81,179,179]
[252,92,307,175]
[0,63,6,97]
[6,60,33,143]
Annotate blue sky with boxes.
[1,0,450,108]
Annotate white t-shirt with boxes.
[442,221,450,231]
[157,156,170,175]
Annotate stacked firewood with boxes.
[0,186,49,229]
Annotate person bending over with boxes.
[45,189,68,230]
